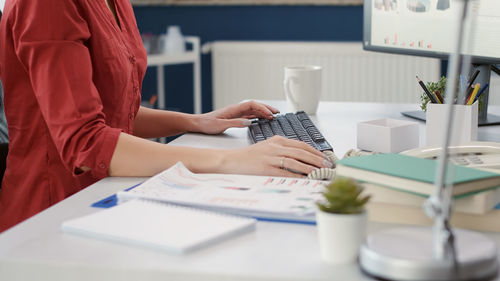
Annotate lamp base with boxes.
[359,226,498,281]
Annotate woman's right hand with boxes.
[222,136,333,177]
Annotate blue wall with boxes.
[133,5,364,113]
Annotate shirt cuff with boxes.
[89,127,122,180]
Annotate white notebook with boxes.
[62,199,256,254]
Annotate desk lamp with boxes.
[359,1,498,280]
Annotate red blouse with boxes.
[0,0,147,231]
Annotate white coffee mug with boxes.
[283,65,322,115]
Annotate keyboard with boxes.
[248,111,333,152]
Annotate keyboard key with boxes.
[276,116,295,136]
[260,123,274,138]
[249,123,262,135]
[270,119,286,136]
[296,111,309,121]
[301,119,315,128]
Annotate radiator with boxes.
[207,41,441,109]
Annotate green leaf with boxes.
[319,177,370,214]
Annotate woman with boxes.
[0,0,330,231]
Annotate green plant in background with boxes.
[420,76,447,111]
[316,177,370,214]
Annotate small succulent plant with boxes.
[316,177,370,214]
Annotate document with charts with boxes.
[117,162,327,223]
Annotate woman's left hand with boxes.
[195,100,279,135]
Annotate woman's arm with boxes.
[123,100,332,177]
[132,107,199,138]
[108,132,332,178]
[133,101,279,138]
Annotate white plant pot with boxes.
[316,210,367,264]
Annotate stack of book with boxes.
[336,153,500,232]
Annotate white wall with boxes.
[0,0,4,12]
[210,41,441,109]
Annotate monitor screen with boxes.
[363,0,500,64]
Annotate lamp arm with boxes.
[424,0,473,265]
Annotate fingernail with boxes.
[323,159,333,168]
[241,119,252,126]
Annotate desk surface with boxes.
[1,101,499,281]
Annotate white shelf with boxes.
[147,52,198,66]
[146,36,202,143]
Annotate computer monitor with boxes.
[363,0,500,125]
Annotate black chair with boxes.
[0,143,7,186]
[0,10,8,188]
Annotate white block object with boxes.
[426,102,478,146]
[357,118,420,153]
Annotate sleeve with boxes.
[11,0,121,179]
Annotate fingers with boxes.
[267,156,326,178]
[260,136,332,176]
[241,101,278,119]
[261,104,280,114]
[212,101,279,122]
[284,147,326,166]
[269,135,325,159]
[214,119,253,133]
[267,167,306,178]
[240,114,259,119]
[279,157,314,175]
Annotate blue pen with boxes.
[474,83,489,103]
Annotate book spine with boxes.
[367,202,500,232]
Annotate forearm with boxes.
[108,132,230,177]
[132,106,201,138]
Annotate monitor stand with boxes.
[402,110,500,126]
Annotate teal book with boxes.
[336,153,500,197]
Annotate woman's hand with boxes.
[221,136,333,178]
[194,100,279,135]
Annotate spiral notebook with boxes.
[62,199,256,254]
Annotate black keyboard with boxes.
[248,111,333,152]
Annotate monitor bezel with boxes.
[362,0,500,65]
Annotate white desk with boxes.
[1,101,499,281]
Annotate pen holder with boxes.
[426,101,478,146]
